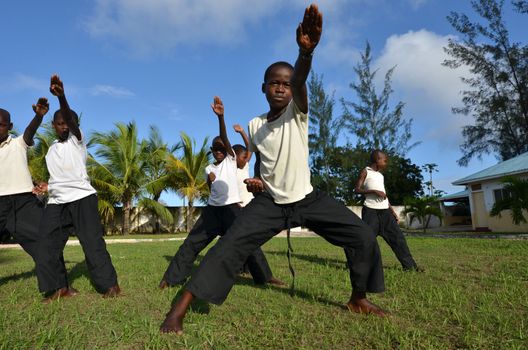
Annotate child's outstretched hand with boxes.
[32,97,49,117]
[50,75,65,97]
[211,96,224,117]
[233,124,244,134]
[296,4,323,53]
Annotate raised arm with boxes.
[23,97,49,146]
[211,96,233,157]
[233,124,253,161]
[291,4,323,113]
[49,75,81,141]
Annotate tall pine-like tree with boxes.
[341,42,419,156]
[444,0,528,165]
[308,72,341,194]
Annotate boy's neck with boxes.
[369,164,380,171]
[266,105,288,122]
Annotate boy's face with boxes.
[263,66,293,111]
[211,139,227,163]
[236,151,248,169]
[0,115,13,142]
[377,154,389,171]
[52,116,70,141]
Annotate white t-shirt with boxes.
[46,131,96,204]
[236,163,254,207]
[0,135,35,196]
[248,100,313,204]
[205,152,241,206]
[363,167,390,209]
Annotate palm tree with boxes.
[402,196,443,233]
[166,132,210,232]
[28,122,56,183]
[88,122,150,235]
[490,176,528,224]
[142,126,181,233]
[421,163,438,196]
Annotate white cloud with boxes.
[4,74,48,92]
[373,29,472,144]
[84,0,289,56]
[91,84,135,98]
[408,0,428,10]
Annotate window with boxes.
[471,184,482,191]
[493,188,513,203]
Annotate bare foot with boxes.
[159,279,170,290]
[103,284,121,298]
[160,308,184,335]
[160,290,194,335]
[42,286,77,303]
[267,277,286,287]
[66,286,79,296]
[346,298,388,317]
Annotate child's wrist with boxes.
[299,48,314,59]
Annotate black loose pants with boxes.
[37,194,118,293]
[163,203,273,285]
[186,190,385,305]
[361,206,418,270]
[0,193,61,292]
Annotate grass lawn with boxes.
[0,237,527,349]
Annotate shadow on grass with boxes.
[265,250,348,270]
[265,250,406,271]
[0,268,36,287]
[236,275,347,310]
[67,260,104,293]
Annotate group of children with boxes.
[1,76,121,301]
[1,3,421,335]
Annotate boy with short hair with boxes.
[355,150,421,271]
[37,75,120,301]
[0,99,53,290]
[159,97,279,290]
[160,4,387,335]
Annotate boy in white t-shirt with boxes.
[37,75,120,301]
[159,97,279,290]
[0,99,63,293]
[355,150,420,271]
[160,5,386,335]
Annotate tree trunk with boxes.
[424,214,432,234]
[186,200,194,233]
[122,200,131,235]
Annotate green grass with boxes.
[1,237,527,349]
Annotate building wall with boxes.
[468,174,528,232]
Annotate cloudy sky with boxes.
[1,0,526,205]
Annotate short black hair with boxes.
[233,144,247,156]
[263,61,294,83]
[370,149,386,163]
[0,108,11,123]
[53,109,79,125]
[211,136,223,146]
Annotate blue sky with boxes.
[1,0,526,205]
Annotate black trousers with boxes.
[36,194,118,293]
[0,192,57,279]
[163,204,273,285]
[185,190,385,305]
[361,206,417,270]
